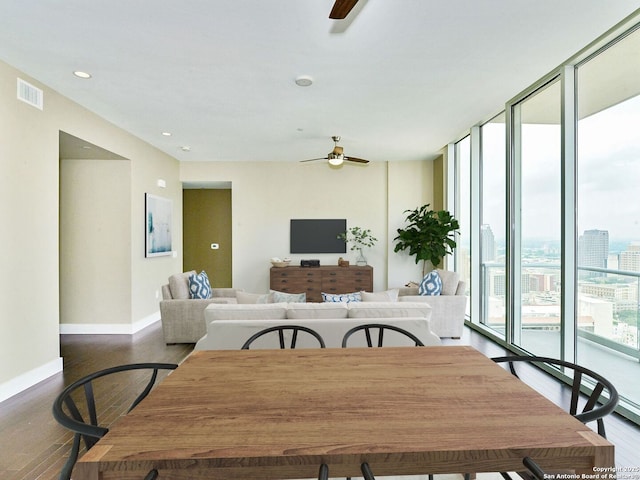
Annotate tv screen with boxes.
[290,219,347,254]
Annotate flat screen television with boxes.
[290,219,347,254]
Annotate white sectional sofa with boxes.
[194,301,441,350]
[159,271,241,344]
[397,269,468,338]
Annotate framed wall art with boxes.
[145,193,173,257]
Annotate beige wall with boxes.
[181,160,434,293]
[60,159,132,328]
[0,56,438,401]
[0,60,182,401]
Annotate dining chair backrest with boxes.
[342,323,425,348]
[241,325,326,349]
[52,363,178,480]
[491,355,618,438]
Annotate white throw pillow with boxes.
[236,291,273,304]
[360,289,399,302]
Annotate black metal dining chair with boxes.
[522,457,546,480]
[145,469,159,480]
[341,323,425,347]
[492,355,619,438]
[492,356,618,480]
[241,325,326,349]
[52,362,178,480]
[318,463,329,480]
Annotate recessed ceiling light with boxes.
[295,75,313,87]
[161,132,172,136]
[73,71,92,79]
[181,146,191,152]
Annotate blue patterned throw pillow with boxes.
[321,292,362,303]
[189,271,212,299]
[419,271,442,296]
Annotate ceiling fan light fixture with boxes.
[328,153,344,166]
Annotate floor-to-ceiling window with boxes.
[511,78,563,358]
[480,113,506,337]
[455,136,471,304]
[575,25,640,415]
[452,9,640,425]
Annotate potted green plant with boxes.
[338,226,378,266]
[393,204,460,275]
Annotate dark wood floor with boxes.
[0,322,638,480]
[0,322,192,480]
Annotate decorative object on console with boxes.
[189,271,212,299]
[338,257,350,267]
[338,226,378,266]
[419,270,442,296]
[393,204,459,275]
[270,257,291,268]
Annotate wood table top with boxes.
[75,346,614,480]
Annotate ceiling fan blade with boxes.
[329,0,359,19]
[300,157,328,163]
[344,156,370,164]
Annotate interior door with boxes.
[183,188,232,287]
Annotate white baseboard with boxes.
[0,357,63,403]
[59,312,160,335]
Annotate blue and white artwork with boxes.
[145,193,172,257]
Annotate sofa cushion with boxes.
[286,302,349,319]
[437,269,461,296]
[236,291,273,304]
[207,303,289,321]
[168,271,196,299]
[189,271,212,299]
[348,301,431,319]
[360,289,399,302]
[322,292,362,303]
[271,290,306,303]
[419,271,442,296]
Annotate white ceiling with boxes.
[1,1,638,163]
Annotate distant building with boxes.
[481,224,496,262]
[578,229,609,276]
[619,243,640,272]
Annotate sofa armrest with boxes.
[160,298,237,344]
[398,295,467,338]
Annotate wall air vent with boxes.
[17,78,43,110]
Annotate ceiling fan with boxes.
[301,136,370,166]
[329,0,359,19]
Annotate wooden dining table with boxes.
[75,346,614,480]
